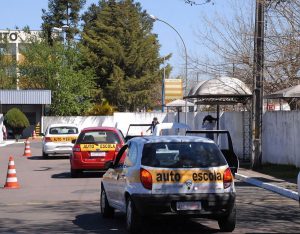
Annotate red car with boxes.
[70,127,125,177]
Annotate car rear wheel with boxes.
[126,197,142,234]
[42,151,48,158]
[218,206,236,232]
[70,168,82,178]
[100,188,114,218]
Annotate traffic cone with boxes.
[23,139,32,157]
[32,130,37,139]
[4,156,20,189]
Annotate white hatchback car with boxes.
[42,124,80,158]
[101,136,236,233]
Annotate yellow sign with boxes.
[164,79,183,103]
[51,136,77,142]
[150,169,224,183]
[80,144,116,152]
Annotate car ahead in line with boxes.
[42,124,80,158]
[100,136,236,233]
[70,127,125,177]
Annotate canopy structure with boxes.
[264,84,300,99]
[184,76,252,129]
[165,99,194,122]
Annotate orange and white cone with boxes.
[4,156,20,189]
[23,139,32,157]
[32,130,37,139]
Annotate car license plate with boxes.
[91,152,106,157]
[176,201,201,211]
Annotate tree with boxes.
[18,39,96,116]
[81,0,165,111]
[190,0,300,109]
[0,39,18,89]
[41,0,86,44]
[4,108,30,141]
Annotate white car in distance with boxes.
[42,124,79,158]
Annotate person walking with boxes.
[147,117,159,133]
[202,115,217,140]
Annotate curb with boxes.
[236,173,299,201]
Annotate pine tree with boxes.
[42,0,86,44]
[81,0,166,111]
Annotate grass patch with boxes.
[247,163,299,183]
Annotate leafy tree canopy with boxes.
[42,0,86,44]
[18,39,96,116]
[81,0,168,111]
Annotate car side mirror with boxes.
[71,139,76,144]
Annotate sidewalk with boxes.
[236,167,299,201]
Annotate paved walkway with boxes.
[236,168,299,201]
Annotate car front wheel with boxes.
[126,197,142,234]
[218,206,236,232]
[70,168,82,178]
[100,188,114,218]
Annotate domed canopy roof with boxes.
[185,76,252,105]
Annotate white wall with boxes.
[42,111,247,158]
[262,111,300,167]
[0,114,3,142]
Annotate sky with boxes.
[0,0,237,77]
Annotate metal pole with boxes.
[162,57,165,112]
[151,16,188,124]
[252,0,264,169]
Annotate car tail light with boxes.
[73,144,81,152]
[44,137,52,142]
[114,144,121,156]
[223,167,233,189]
[140,168,152,190]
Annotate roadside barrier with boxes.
[23,139,32,157]
[3,156,20,189]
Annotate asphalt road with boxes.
[0,141,299,233]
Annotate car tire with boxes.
[100,188,114,218]
[126,197,142,234]
[42,151,48,158]
[218,206,236,232]
[70,168,82,178]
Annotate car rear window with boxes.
[141,142,227,168]
[76,130,121,144]
[49,126,78,135]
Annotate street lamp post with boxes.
[150,15,188,124]
[53,25,69,46]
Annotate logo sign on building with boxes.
[164,79,183,103]
[0,30,40,43]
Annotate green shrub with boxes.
[4,108,30,140]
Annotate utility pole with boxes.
[252,0,265,169]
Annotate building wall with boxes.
[262,111,300,167]
[43,111,246,159]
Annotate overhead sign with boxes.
[164,79,183,103]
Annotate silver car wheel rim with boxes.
[126,200,132,227]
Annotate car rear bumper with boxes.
[131,193,235,217]
[70,158,112,171]
[43,143,73,155]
